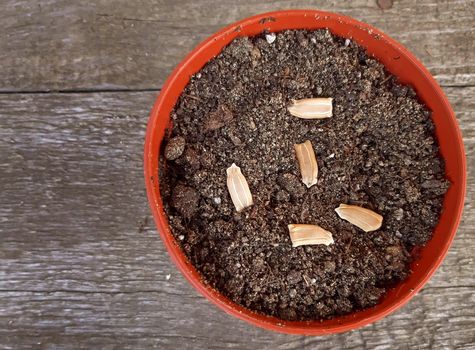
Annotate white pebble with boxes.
[311,278,317,284]
[265,33,276,44]
[166,274,171,280]
[196,73,202,78]
[310,37,317,44]
[345,38,351,46]
[213,197,222,205]
[329,153,335,158]
[178,235,185,241]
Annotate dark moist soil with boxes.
[159,29,449,321]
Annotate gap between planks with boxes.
[1,285,474,295]
[0,88,161,95]
[0,85,474,95]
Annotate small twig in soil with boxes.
[348,199,370,206]
[380,75,392,85]
[300,194,311,222]
[183,94,202,101]
[302,274,311,286]
[345,235,354,252]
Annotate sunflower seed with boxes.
[294,140,318,188]
[335,204,383,232]
[226,163,253,212]
[287,98,333,119]
[287,224,334,247]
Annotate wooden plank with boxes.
[0,88,474,348]
[0,0,474,92]
[1,288,473,349]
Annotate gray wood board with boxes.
[1,89,474,349]
[0,0,474,92]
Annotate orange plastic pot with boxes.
[144,10,466,335]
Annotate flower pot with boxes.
[144,9,466,335]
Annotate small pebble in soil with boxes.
[265,33,276,44]
[394,208,404,221]
[164,136,185,160]
[204,105,234,131]
[171,184,200,218]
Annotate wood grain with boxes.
[1,89,473,348]
[0,0,474,92]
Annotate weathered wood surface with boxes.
[1,0,474,348]
[0,0,474,92]
[0,89,474,349]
